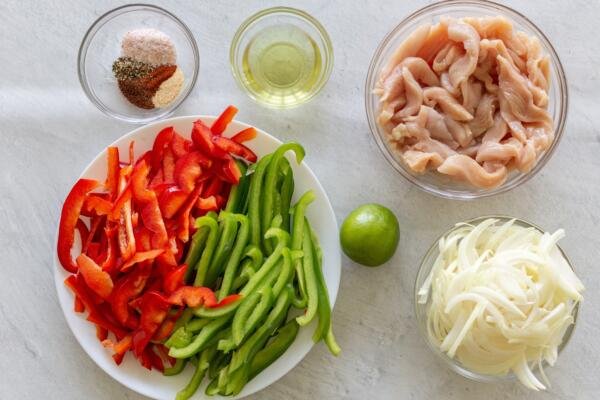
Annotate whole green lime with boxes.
[340,204,399,267]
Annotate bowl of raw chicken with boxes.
[365,0,568,199]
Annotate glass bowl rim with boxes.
[364,0,569,200]
[229,6,334,109]
[77,3,200,123]
[413,214,580,383]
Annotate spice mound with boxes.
[113,28,184,110]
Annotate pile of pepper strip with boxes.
[57,105,259,370]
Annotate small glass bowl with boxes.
[230,7,333,109]
[414,215,579,383]
[78,4,199,123]
[365,0,568,200]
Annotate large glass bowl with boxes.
[414,215,579,383]
[365,0,568,200]
[78,4,199,123]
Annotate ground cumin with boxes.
[118,64,177,109]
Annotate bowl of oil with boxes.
[230,7,333,108]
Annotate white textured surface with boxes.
[1,1,599,399]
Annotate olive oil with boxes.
[241,24,322,107]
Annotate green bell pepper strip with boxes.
[208,350,231,380]
[192,216,220,287]
[296,219,319,326]
[205,377,221,396]
[183,225,209,282]
[165,326,193,349]
[247,154,272,249]
[261,143,305,249]
[218,214,250,300]
[231,290,261,346]
[279,165,295,232]
[187,318,210,333]
[249,319,300,380]
[204,213,239,288]
[172,308,194,332]
[192,296,244,319]
[224,161,249,214]
[163,358,187,376]
[228,286,292,374]
[240,228,289,297]
[169,315,232,359]
[232,245,263,291]
[234,286,273,346]
[175,356,206,400]
[309,224,341,356]
[272,247,295,298]
[289,191,316,308]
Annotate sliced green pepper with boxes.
[204,212,239,287]
[192,216,220,287]
[163,358,187,376]
[249,319,300,380]
[289,191,316,308]
[224,160,249,214]
[218,214,250,300]
[169,315,232,359]
[296,219,318,326]
[279,164,295,232]
[247,154,272,249]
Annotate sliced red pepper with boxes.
[57,179,101,273]
[74,296,85,313]
[82,194,113,216]
[102,335,132,365]
[110,187,132,220]
[213,294,243,308]
[77,254,114,300]
[134,226,153,252]
[163,264,187,293]
[158,186,188,219]
[96,325,108,341]
[174,151,211,193]
[129,141,135,166]
[167,286,218,308]
[155,343,176,366]
[220,156,242,184]
[131,161,156,204]
[85,242,102,263]
[151,127,174,173]
[120,249,165,272]
[131,211,139,228]
[231,127,257,143]
[153,317,176,342]
[162,147,176,184]
[176,184,202,242]
[132,291,171,357]
[170,131,193,158]
[191,120,226,158]
[99,225,118,274]
[82,216,105,254]
[106,147,120,201]
[149,168,164,188]
[213,136,257,162]
[146,346,165,372]
[203,176,224,198]
[75,219,89,246]
[196,195,218,212]
[141,199,169,248]
[116,166,136,261]
[110,263,152,326]
[211,105,238,135]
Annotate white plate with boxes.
[53,116,341,399]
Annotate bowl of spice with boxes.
[78,4,199,123]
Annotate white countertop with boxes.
[2,0,599,399]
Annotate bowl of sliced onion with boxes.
[414,216,583,390]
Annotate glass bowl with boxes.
[78,4,199,123]
[230,7,333,109]
[414,215,579,384]
[365,0,568,200]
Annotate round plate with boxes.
[53,116,341,399]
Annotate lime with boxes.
[340,204,399,267]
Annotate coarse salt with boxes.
[121,28,176,66]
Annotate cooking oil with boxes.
[241,24,322,107]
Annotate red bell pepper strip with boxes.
[211,105,238,135]
[132,291,171,357]
[141,200,169,248]
[231,127,257,143]
[120,249,165,272]
[77,254,114,300]
[110,187,132,220]
[158,186,188,219]
[213,136,257,162]
[116,166,136,261]
[75,219,89,246]
[82,215,105,254]
[196,195,218,212]
[102,335,133,365]
[74,296,85,313]
[82,194,113,216]
[176,185,203,242]
[167,286,218,308]
[131,160,156,204]
[170,131,193,158]
[203,176,224,198]
[96,325,108,341]
[153,317,176,342]
[155,343,176,366]
[191,120,226,158]
[134,226,153,252]
[110,263,152,326]
[129,141,135,166]
[151,127,174,173]
[220,156,242,184]
[174,151,211,193]
[106,147,120,201]
[162,147,176,184]
[215,293,243,308]
[58,179,101,273]
[100,225,118,273]
[163,264,187,293]
[146,346,165,372]
[149,169,164,188]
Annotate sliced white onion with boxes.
[419,218,584,390]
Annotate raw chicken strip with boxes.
[423,87,474,121]
[497,56,552,125]
[479,39,526,72]
[403,150,444,173]
[441,72,461,96]
[421,106,458,145]
[438,155,507,188]
[395,67,424,118]
[445,116,473,147]
[416,21,450,64]
[460,78,483,115]
[380,24,431,81]
[447,21,481,88]
[433,43,463,72]
[469,94,497,137]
